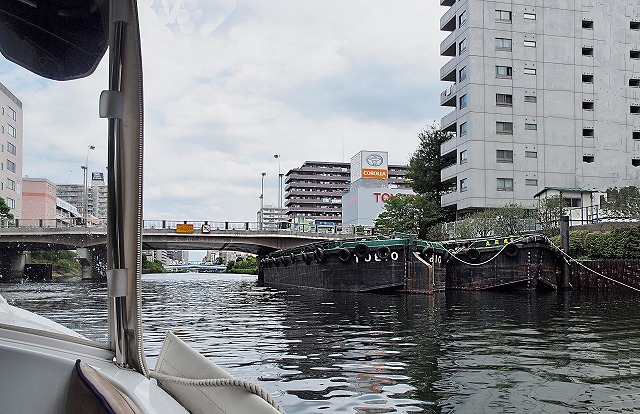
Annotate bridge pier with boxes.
[77,246,107,279]
[0,250,27,281]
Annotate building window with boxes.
[496,121,513,134]
[523,12,536,20]
[630,78,640,87]
[582,47,594,56]
[459,11,467,27]
[496,65,512,78]
[495,38,512,51]
[496,150,514,163]
[524,67,536,75]
[6,178,15,191]
[524,95,537,103]
[564,198,582,208]
[496,93,513,106]
[583,101,594,110]
[634,131,640,140]
[6,142,15,155]
[582,20,593,29]
[459,38,467,54]
[524,40,536,47]
[459,66,468,82]
[583,155,595,163]
[631,105,640,114]
[582,74,594,83]
[460,150,467,164]
[496,10,512,22]
[525,151,537,158]
[7,107,16,121]
[525,179,538,186]
[459,94,468,109]
[524,123,537,130]
[631,50,640,59]
[6,159,15,172]
[631,21,640,30]
[6,197,15,209]
[633,159,640,167]
[7,124,15,138]
[583,128,594,137]
[460,178,468,192]
[497,178,514,191]
[460,122,468,136]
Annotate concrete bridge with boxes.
[0,220,350,279]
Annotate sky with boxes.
[1,0,448,224]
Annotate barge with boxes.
[260,234,563,293]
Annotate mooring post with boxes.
[560,215,571,289]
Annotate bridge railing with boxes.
[0,218,106,229]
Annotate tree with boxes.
[0,196,14,225]
[493,202,529,235]
[536,195,567,231]
[406,124,454,196]
[374,193,442,238]
[600,186,640,217]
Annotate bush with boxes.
[551,226,640,259]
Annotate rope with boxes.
[546,239,640,293]
[445,240,518,267]
[148,370,285,413]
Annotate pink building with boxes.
[22,178,57,226]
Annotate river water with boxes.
[2,272,639,413]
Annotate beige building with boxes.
[0,82,23,219]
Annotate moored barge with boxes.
[259,234,563,293]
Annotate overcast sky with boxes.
[2,0,448,223]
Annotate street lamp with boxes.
[273,154,282,210]
[83,145,95,226]
[260,172,266,230]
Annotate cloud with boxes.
[3,0,448,223]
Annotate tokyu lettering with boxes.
[374,192,415,202]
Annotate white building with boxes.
[439,0,640,218]
[0,82,23,219]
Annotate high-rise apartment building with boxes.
[0,82,23,219]
[439,1,640,218]
[284,160,409,228]
[56,172,107,222]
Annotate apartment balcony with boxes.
[440,31,456,57]
[440,83,457,106]
[440,3,457,31]
[441,108,458,132]
[441,0,455,6]
[440,163,458,182]
[441,189,459,207]
[440,133,458,156]
[440,57,457,82]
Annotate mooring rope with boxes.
[546,239,640,293]
[148,370,285,413]
[445,240,515,267]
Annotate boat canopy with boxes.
[0,0,109,80]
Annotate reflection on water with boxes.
[2,273,640,413]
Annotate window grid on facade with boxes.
[459,11,467,27]
[6,159,15,172]
[459,38,467,54]
[523,13,536,20]
[7,124,15,138]
[582,47,594,56]
[459,94,468,109]
[583,155,595,163]
[495,38,512,51]
[525,151,537,158]
[460,122,468,136]
[6,178,14,191]
[524,95,537,103]
[582,20,593,29]
[582,74,594,83]
[524,67,536,75]
[459,66,467,82]
[495,10,512,22]
[496,65,512,77]
[460,150,467,164]
[525,179,538,186]
[631,50,640,59]
[524,123,537,130]
[496,150,513,163]
[497,178,514,191]
[630,78,640,87]
[583,128,594,137]
[583,101,594,110]
[496,93,513,106]
[631,21,640,30]
[6,142,15,155]
[496,121,513,134]
[460,178,468,192]
[524,40,536,47]
[7,107,16,121]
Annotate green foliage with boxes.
[550,227,640,259]
[31,250,81,276]
[452,203,530,239]
[406,124,454,196]
[536,195,567,231]
[142,255,164,272]
[600,186,640,217]
[375,193,442,239]
[0,196,14,222]
[215,257,224,265]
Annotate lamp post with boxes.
[260,172,266,230]
[82,145,95,226]
[273,154,282,210]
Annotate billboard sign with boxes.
[351,150,388,181]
